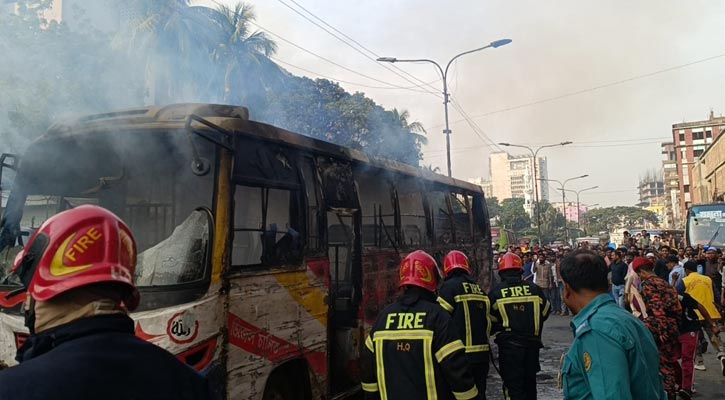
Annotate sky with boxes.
[199,0,725,207]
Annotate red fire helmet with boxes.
[498,252,523,272]
[11,205,140,311]
[399,250,438,292]
[631,256,654,272]
[443,250,471,277]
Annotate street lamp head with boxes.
[561,141,573,145]
[376,57,397,63]
[490,39,513,48]
[498,142,511,146]
[578,174,589,178]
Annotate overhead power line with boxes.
[267,0,503,152]
[440,52,725,126]
[271,56,437,92]
[275,0,440,94]
[206,0,434,92]
[424,137,669,157]
[210,0,501,153]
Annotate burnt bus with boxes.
[0,104,492,399]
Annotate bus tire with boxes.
[262,360,311,400]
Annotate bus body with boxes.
[0,104,493,399]
[686,203,725,248]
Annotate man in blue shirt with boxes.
[559,250,666,399]
[666,255,684,287]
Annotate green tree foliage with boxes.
[486,197,503,224]
[1,1,426,166]
[0,0,145,151]
[581,206,659,234]
[500,198,531,232]
[265,77,426,164]
[526,200,567,243]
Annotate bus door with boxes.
[317,157,362,396]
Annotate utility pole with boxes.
[499,142,573,244]
[378,39,512,177]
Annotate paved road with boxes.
[485,314,725,399]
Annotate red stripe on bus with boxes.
[228,312,326,375]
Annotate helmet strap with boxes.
[23,294,36,335]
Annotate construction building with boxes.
[661,142,679,227]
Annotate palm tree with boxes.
[391,108,427,145]
[119,0,223,103]
[209,2,282,105]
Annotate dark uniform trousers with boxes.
[489,276,550,400]
[437,271,492,400]
[497,339,540,400]
[362,288,480,400]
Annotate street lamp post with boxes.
[538,175,589,244]
[498,142,573,243]
[557,186,599,229]
[378,38,512,178]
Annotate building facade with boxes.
[672,111,725,218]
[489,152,549,217]
[554,202,589,223]
[467,177,493,199]
[661,142,679,227]
[692,127,725,204]
[638,170,664,208]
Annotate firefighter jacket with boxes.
[437,270,491,364]
[361,287,480,400]
[0,314,211,400]
[489,274,551,347]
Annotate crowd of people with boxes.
[4,204,722,399]
[492,228,725,400]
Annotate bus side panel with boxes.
[226,262,329,399]
[361,251,400,327]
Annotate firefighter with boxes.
[361,250,480,400]
[0,205,211,400]
[437,250,491,399]
[489,251,551,400]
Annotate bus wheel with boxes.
[262,360,310,400]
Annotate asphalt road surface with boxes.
[485,314,725,399]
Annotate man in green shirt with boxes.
[559,250,666,400]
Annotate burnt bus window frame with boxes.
[426,185,455,246]
[135,206,215,311]
[229,139,305,270]
[472,194,490,244]
[424,183,481,247]
[355,167,398,250]
[393,175,428,249]
[0,129,220,313]
[300,155,325,256]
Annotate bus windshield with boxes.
[0,130,215,295]
[687,204,725,247]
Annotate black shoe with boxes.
[678,389,692,400]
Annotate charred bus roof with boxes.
[41,103,484,194]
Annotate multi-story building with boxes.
[489,152,549,217]
[672,111,725,218]
[692,127,725,204]
[638,170,664,208]
[661,142,679,227]
[467,177,493,199]
[554,202,589,223]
